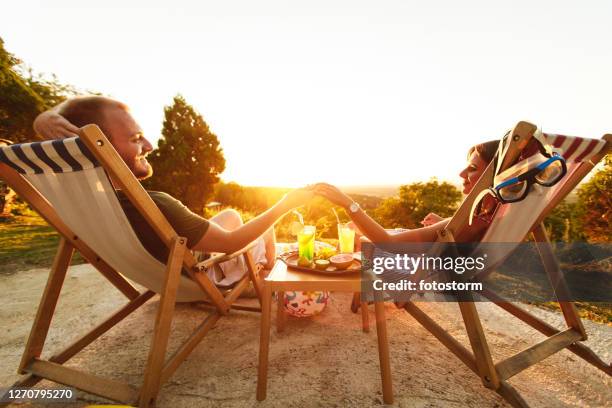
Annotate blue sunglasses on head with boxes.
[490,152,567,203]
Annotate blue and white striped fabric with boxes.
[0,137,207,302]
[0,137,99,174]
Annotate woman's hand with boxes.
[420,212,444,226]
[313,183,352,209]
[347,221,362,235]
[33,111,80,140]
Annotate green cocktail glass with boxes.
[298,225,316,262]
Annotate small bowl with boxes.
[329,254,353,270]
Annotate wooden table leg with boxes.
[360,296,370,333]
[257,284,272,401]
[276,291,286,333]
[351,292,360,313]
[374,298,393,404]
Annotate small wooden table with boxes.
[256,259,393,403]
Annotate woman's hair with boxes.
[467,140,499,164]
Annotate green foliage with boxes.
[536,302,611,325]
[0,38,83,215]
[0,38,45,143]
[543,200,584,242]
[373,179,462,228]
[0,37,80,143]
[576,155,612,243]
[539,155,611,243]
[213,182,288,213]
[143,95,226,214]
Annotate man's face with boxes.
[104,107,153,179]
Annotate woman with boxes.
[315,140,499,244]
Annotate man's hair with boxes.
[58,96,128,139]
[468,140,499,164]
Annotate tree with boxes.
[0,38,83,215]
[543,200,584,242]
[0,37,46,143]
[373,179,462,229]
[143,95,226,214]
[576,155,611,242]
[214,182,246,208]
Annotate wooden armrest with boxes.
[193,240,258,271]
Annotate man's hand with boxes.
[281,187,314,211]
[33,111,80,140]
[313,182,352,209]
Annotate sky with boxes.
[2,0,611,187]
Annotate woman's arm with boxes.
[314,183,394,242]
[314,183,448,243]
[385,219,449,242]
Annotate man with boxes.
[34,96,312,282]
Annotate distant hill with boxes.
[340,185,399,198]
[346,193,383,210]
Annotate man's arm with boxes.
[33,103,80,139]
[192,188,313,254]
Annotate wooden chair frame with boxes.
[403,122,611,407]
[353,122,611,406]
[0,125,264,407]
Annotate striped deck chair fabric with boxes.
[476,131,608,268]
[0,137,206,302]
[397,122,610,408]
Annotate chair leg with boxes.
[19,238,74,373]
[244,251,263,304]
[458,301,500,390]
[496,380,530,408]
[139,237,186,408]
[483,288,612,375]
[256,284,273,401]
[532,223,587,339]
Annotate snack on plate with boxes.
[315,246,337,260]
[314,259,330,270]
[329,254,353,270]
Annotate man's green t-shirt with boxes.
[116,191,210,263]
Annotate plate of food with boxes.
[279,247,361,275]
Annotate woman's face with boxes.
[459,150,488,194]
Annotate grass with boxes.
[533,301,612,326]
[0,212,85,275]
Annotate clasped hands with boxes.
[284,182,442,228]
[281,183,352,212]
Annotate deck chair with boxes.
[397,122,611,407]
[0,125,264,407]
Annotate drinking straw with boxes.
[332,207,340,224]
[292,209,304,225]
